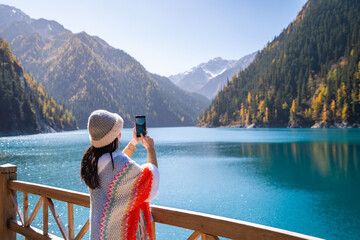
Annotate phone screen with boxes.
[135,116,146,137]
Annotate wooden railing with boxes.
[0,164,324,240]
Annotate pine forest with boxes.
[199,0,360,128]
[0,38,77,135]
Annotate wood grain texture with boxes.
[26,197,43,227]
[10,190,24,225]
[8,219,62,240]
[151,221,156,240]
[0,164,17,240]
[74,220,89,240]
[187,231,201,240]
[47,198,68,239]
[8,180,90,208]
[43,197,48,235]
[68,203,74,240]
[203,234,220,240]
[0,164,17,174]
[151,205,324,240]
[23,192,28,225]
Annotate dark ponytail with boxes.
[80,138,119,189]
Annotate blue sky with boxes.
[0,0,306,76]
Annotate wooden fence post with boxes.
[151,221,156,240]
[0,164,17,240]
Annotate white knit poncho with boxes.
[89,151,159,240]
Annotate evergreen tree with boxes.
[0,38,77,135]
[199,0,360,128]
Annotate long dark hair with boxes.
[80,138,119,189]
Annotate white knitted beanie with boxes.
[87,110,124,148]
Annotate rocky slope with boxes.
[0,4,210,128]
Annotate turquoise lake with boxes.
[0,127,360,240]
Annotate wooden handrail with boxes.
[1,169,324,240]
[150,205,322,240]
[8,180,89,207]
[8,219,62,240]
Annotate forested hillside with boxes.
[199,0,360,128]
[0,38,77,135]
[0,4,210,128]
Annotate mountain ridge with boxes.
[169,52,257,99]
[0,4,210,128]
[198,52,257,99]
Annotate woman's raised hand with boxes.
[140,133,154,150]
[130,127,147,146]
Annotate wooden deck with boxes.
[0,164,324,240]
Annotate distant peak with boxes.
[74,31,85,36]
[0,4,29,16]
[0,4,32,23]
[212,57,223,61]
[72,31,90,39]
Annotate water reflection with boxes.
[162,141,360,180]
[155,140,360,239]
[157,140,360,209]
[210,142,360,189]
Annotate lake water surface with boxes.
[1,127,360,239]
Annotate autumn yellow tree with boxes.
[258,100,265,112]
[336,88,342,108]
[290,99,296,121]
[342,103,349,121]
[240,103,244,118]
[247,92,252,104]
[341,82,346,99]
[258,100,265,119]
[245,110,250,125]
[263,107,269,123]
[205,111,210,122]
[311,87,326,120]
[201,112,206,122]
[322,103,328,123]
[282,101,288,109]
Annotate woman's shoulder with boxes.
[98,152,135,174]
[112,152,140,169]
[112,151,132,163]
[112,151,127,160]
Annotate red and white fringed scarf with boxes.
[90,152,159,240]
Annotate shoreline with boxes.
[2,123,360,138]
[198,121,360,129]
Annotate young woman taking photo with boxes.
[80,110,159,240]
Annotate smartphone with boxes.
[135,115,146,137]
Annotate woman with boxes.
[81,110,159,240]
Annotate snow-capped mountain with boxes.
[169,52,257,99]
[199,52,257,99]
[169,57,236,93]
